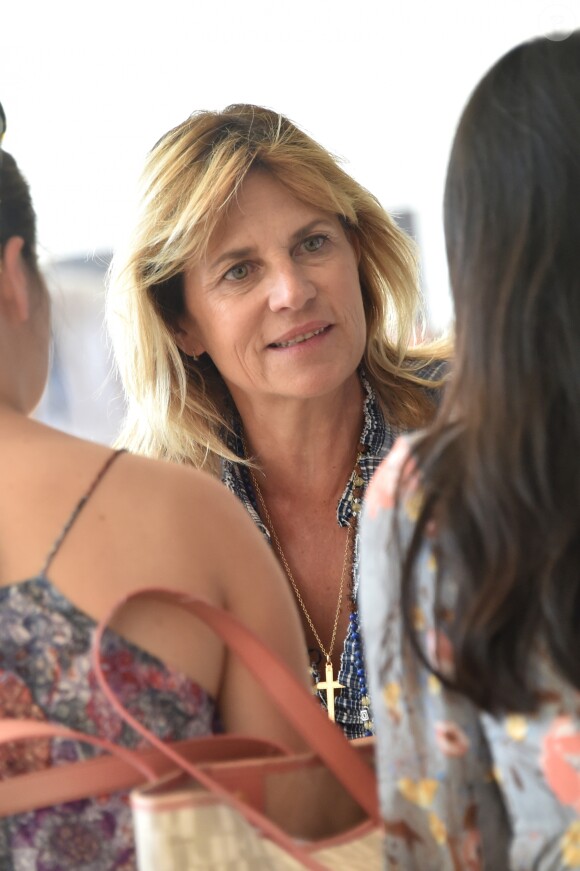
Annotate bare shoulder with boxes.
[99,450,273,588]
[113,451,256,538]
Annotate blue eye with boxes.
[301,234,327,253]
[224,263,249,281]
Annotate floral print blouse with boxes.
[359,437,580,870]
[0,577,216,871]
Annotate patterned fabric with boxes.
[0,578,216,871]
[359,438,580,870]
[222,363,445,739]
[0,453,216,871]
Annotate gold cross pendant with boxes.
[315,659,344,722]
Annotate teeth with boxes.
[273,327,326,348]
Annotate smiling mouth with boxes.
[270,326,329,349]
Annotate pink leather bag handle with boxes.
[93,588,381,870]
[94,588,379,816]
[0,726,283,817]
[0,720,158,817]
[0,720,157,781]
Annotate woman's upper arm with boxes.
[206,482,310,749]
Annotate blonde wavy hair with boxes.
[107,104,448,475]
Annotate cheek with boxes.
[213,301,255,341]
[346,277,366,324]
[197,307,254,364]
[349,288,368,356]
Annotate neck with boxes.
[0,343,39,415]
[237,374,365,505]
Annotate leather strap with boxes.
[0,726,284,817]
[93,588,380,819]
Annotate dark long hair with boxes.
[400,31,580,713]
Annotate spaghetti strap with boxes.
[39,450,126,579]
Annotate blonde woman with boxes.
[108,104,448,737]
[0,108,308,869]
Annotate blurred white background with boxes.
[2,0,578,441]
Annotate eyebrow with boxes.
[208,218,336,272]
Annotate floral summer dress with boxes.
[0,453,216,871]
[359,438,580,870]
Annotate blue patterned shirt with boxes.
[222,365,445,738]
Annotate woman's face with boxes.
[178,171,366,411]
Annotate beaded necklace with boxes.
[346,443,374,737]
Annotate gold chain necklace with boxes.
[244,437,365,721]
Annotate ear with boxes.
[173,314,206,359]
[0,237,31,323]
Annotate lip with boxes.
[268,321,332,348]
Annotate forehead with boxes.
[207,170,337,254]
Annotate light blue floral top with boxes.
[359,438,580,870]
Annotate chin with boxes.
[275,367,360,401]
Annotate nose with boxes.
[267,261,316,312]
